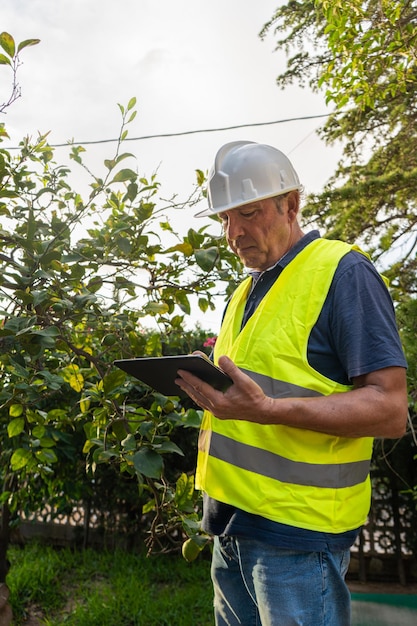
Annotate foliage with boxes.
[260,1,417,291]
[0,33,243,581]
[7,542,213,625]
[262,1,417,110]
[261,0,417,407]
[0,31,40,113]
[397,298,417,413]
[395,297,417,522]
[262,0,417,530]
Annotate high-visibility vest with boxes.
[196,238,374,533]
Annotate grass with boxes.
[6,542,214,625]
[8,542,417,625]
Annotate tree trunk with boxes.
[0,502,13,625]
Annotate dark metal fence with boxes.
[349,469,417,584]
[16,462,417,585]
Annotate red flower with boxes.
[203,336,217,348]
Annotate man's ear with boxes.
[287,190,300,221]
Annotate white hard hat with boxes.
[195,141,301,218]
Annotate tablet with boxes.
[113,354,233,398]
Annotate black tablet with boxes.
[114,354,233,398]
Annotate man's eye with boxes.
[241,210,256,218]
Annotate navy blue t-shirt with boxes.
[202,231,407,551]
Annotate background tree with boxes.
[261,0,417,291]
[262,0,417,543]
[0,33,243,604]
[261,0,417,381]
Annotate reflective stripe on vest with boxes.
[240,368,323,398]
[200,430,370,489]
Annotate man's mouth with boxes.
[238,245,256,255]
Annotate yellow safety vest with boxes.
[196,238,374,533]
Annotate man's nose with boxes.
[226,215,245,242]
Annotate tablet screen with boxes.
[114,354,232,397]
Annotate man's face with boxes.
[218,195,298,272]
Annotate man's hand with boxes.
[175,355,271,421]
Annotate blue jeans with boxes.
[211,535,351,626]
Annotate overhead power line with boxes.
[6,112,333,150]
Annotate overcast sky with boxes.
[1,0,342,329]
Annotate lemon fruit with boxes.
[181,538,201,562]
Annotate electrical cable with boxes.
[6,112,336,150]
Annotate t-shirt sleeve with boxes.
[328,251,407,380]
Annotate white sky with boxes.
[1,0,343,330]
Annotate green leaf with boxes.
[166,242,193,256]
[68,373,84,392]
[121,433,136,451]
[17,38,41,53]
[0,492,11,505]
[124,182,138,202]
[195,247,218,271]
[8,358,30,379]
[0,32,15,57]
[187,228,205,248]
[133,447,163,478]
[35,448,58,463]
[8,417,25,438]
[115,152,135,165]
[156,441,184,456]
[39,437,56,448]
[111,419,129,441]
[198,297,209,312]
[9,404,23,417]
[143,302,170,315]
[32,425,46,439]
[33,326,60,337]
[11,448,32,471]
[102,369,126,395]
[127,96,137,110]
[79,397,91,414]
[195,169,206,186]
[104,158,115,170]
[112,168,137,183]
[32,290,51,307]
[116,235,131,254]
[175,290,190,315]
[93,448,119,463]
[30,328,59,349]
[142,500,155,514]
[0,53,11,66]
[46,408,67,420]
[111,168,137,183]
[181,408,202,428]
[175,472,195,508]
[87,277,103,293]
[62,365,84,392]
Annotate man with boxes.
[176,141,408,626]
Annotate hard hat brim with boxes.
[194,186,300,218]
